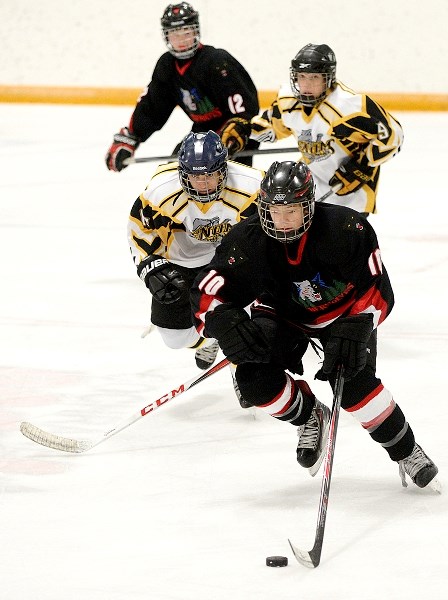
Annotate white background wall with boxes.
[2,0,448,94]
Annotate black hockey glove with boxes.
[251,297,305,374]
[329,156,375,196]
[220,118,252,156]
[282,342,305,376]
[137,255,187,304]
[105,127,140,172]
[321,314,374,381]
[204,304,276,364]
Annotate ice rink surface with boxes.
[1,103,448,599]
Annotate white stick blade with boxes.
[288,539,317,569]
[20,422,92,453]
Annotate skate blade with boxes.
[429,477,442,494]
[141,324,154,338]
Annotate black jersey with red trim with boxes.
[191,203,394,335]
[129,45,259,141]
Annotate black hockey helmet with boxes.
[161,3,200,59]
[290,43,337,107]
[178,131,228,203]
[258,161,315,242]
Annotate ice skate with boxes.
[398,443,441,492]
[195,340,219,370]
[230,368,253,409]
[296,399,330,477]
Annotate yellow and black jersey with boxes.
[251,82,403,213]
[128,160,264,269]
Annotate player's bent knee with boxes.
[236,363,288,406]
[156,326,200,349]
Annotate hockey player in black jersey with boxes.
[106,2,259,172]
[191,160,439,489]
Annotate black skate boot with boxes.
[296,399,330,477]
[195,341,219,370]
[230,368,252,409]
[398,443,439,489]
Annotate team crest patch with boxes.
[297,130,334,162]
[292,272,347,308]
[191,217,232,242]
[294,279,322,303]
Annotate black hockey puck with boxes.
[266,555,288,567]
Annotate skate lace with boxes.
[297,413,319,450]
[195,341,219,363]
[398,444,430,486]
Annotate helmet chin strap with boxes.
[300,95,317,107]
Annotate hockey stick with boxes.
[317,183,342,203]
[20,357,230,454]
[317,188,336,203]
[123,145,299,166]
[289,365,345,568]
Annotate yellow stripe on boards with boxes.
[0,85,447,111]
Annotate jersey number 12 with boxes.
[228,94,245,114]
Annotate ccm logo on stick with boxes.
[140,385,186,415]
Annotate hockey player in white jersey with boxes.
[220,43,403,215]
[128,130,263,384]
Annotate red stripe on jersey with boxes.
[307,281,389,329]
[175,60,193,76]
[285,232,308,265]
[350,286,389,324]
[194,293,215,336]
[306,294,356,327]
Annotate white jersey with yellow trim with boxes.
[128,160,264,269]
[250,81,403,213]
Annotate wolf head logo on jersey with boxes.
[292,273,352,309]
[180,88,197,111]
[295,280,322,302]
[180,87,222,120]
